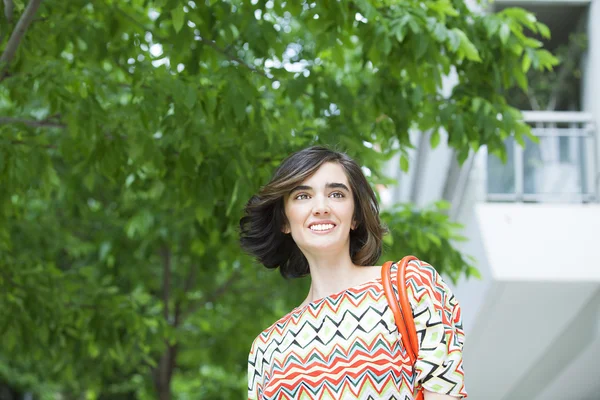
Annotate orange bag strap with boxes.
[381,255,424,400]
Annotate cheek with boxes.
[343,202,356,220]
[284,206,297,223]
[284,205,305,230]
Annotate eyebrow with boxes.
[289,183,351,194]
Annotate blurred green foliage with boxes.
[508,32,587,111]
[0,0,556,399]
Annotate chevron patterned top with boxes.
[248,259,467,399]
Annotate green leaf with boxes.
[171,7,185,33]
[381,36,392,56]
[457,147,470,165]
[88,343,100,359]
[446,29,460,52]
[537,49,559,70]
[83,173,95,191]
[426,232,442,247]
[191,239,206,256]
[79,82,88,99]
[484,18,500,37]
[502,7,537,31]
[435,200,451,210]
[383,234,394,246]
[355,0,378,19]
[12,0,24,12]
[415,35,429,60]
[430,130,441,149]
[393,18,408,42]
[453,28,481,62]
[431,22,447,42]
[471,97,483,113]
[467,265,482,279]
[400,155,409,172]
[196,206,209,223]
[523,37,543,49]
[499,23,510,45]
[514,66,528,91]
[183,85,197,109]
[427,0,459,17]
[521,54,532,72]
[226,179,240,217]
[287,76,309,101]
[536,22,551,39]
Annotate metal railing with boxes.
[486,111,597,203]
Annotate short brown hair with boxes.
[239,146,388,278]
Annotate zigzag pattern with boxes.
[248,260,467,399]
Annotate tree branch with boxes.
[114,6,162,40]
[117,5,267,80]
[7,139,56,148]
[4,0,14,23]
[0,269,26,291]
[160,246,171,322]
[0,0,43,79]
[527,89,541,111]
[154,246,175,400]
[173,264,197,327]
[182,265,197,294]
[181,270,241,320]
[0,116,66,129]
[201,270,240,305]
[197,37,270,78]
[546,41,582,111]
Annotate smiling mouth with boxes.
[308,223,336,232]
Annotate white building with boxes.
[384,1,600,398]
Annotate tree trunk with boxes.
[152,246,177,400]
[153,344,178,400]
[0,381,21,400]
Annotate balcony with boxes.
[451,110,600,400]
[486,111,597,203]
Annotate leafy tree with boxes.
[0,0,556,399]
[509,31,587,111]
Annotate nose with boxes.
[312,195,330,215]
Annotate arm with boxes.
[248,338,263,400]
[404,260,468,398]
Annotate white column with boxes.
[582,0,600,199]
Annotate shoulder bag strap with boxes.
[381,255,423,399]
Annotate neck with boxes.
[301,250,374,305]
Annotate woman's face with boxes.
[283,162,356,256]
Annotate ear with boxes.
[282,223,291,234]
[351,221,357,230]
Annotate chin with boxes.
[301,240,348,253]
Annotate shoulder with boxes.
[403,258,440,280]
[401,259,449,291]
[395,258,458,311]
[249,307,300,355]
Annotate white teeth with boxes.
[310,224,335,231]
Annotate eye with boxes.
[330,192,344,198]
[294,193,310,200]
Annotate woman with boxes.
[240,146,467,399]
